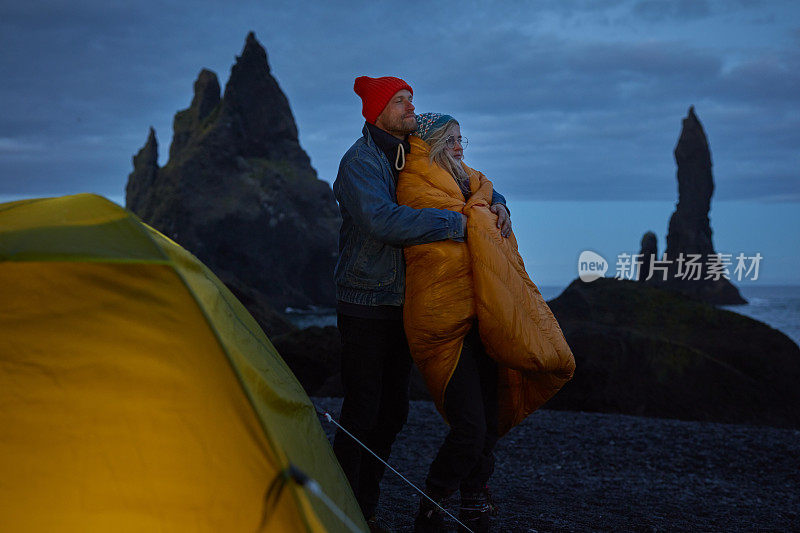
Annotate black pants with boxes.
[332,313,412,518]
[427,325,499,495]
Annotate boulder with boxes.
[546,277,800,428]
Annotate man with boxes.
[332,75,509,529]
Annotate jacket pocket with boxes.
[347,238,397,288]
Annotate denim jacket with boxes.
[333,124,505,307]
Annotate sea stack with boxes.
[660,107,746,304]
[126,127,159,215]
[638,231,658,283]
[125,32,340,334]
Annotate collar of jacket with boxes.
[404,135,493,209]
[364,122,410,175]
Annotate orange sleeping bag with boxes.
[398,135,575,435]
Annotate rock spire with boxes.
[125,32,340,334]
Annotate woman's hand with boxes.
[491,203,512,237]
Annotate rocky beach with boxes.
[3,4,800,531]
[315,398,800,532]
[124,33,800,531]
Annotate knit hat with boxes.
[414,112,456,143]
[353,76,413,124]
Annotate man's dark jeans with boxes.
[332,313,412,518]
[427,325,499,494]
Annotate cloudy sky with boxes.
[1,0,798,284]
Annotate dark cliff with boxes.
[126,32,340,335]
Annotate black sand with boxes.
[313,398,800,532]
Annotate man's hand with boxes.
[491,203,511,237]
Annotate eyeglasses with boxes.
[445,136,468,148]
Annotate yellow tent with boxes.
[0,194,365,532]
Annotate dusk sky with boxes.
[1,1,798,285]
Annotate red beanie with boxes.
[353,76,413,124]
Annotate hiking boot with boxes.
[458,489,495,533]
[483,484,499,517]
[414,494,449,533]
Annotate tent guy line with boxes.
[315,405,475,533]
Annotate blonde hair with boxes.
[427,120,470,187]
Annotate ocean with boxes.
[719,284,800,346]
[286,284,800,347]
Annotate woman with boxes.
[397,113,576,532]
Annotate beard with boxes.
[379,112,417,136]
[398,114,418,134]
